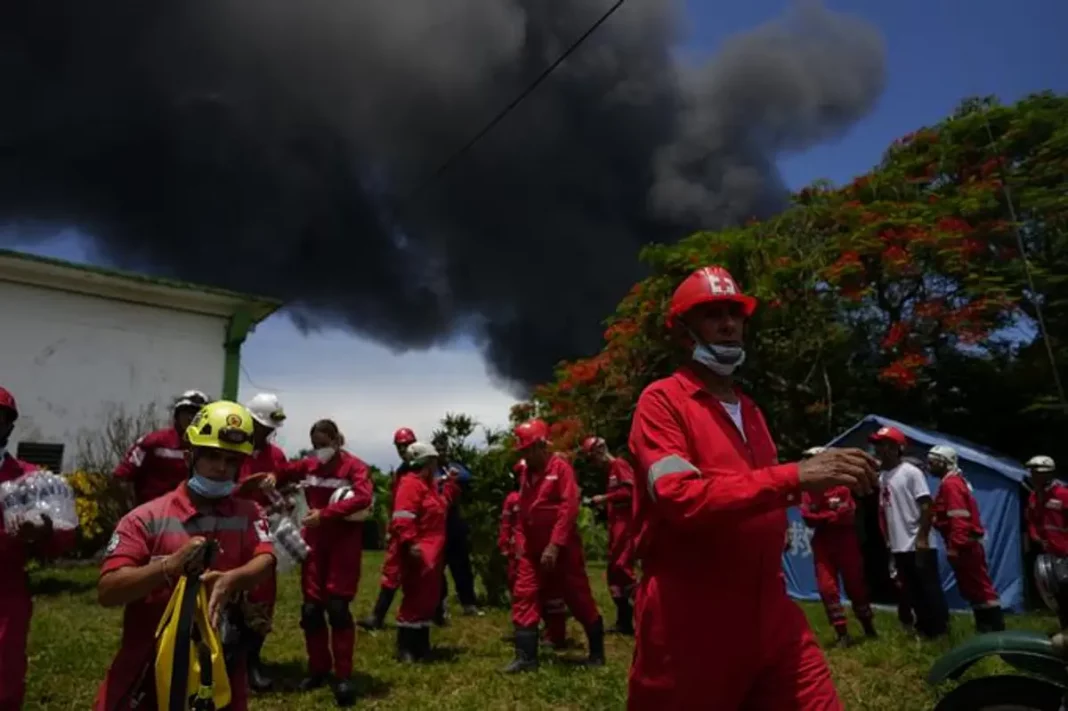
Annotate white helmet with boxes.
[1027,455,1056,473]
[928,444,959,469]
[173,389,209,412]
[406,442,440,467]
[329,486,373,522]
[246,392,286,429]
[802,446,826,459]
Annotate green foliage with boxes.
[529,92,1068,464]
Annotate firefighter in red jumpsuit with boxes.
[283,419,374,707]
[800,446,877,647]
[233,392,289,692]
[93,400,276,711]
[390,442,462,661]
[582,435,636,635]
[1024,455,1068,624]
[499,466,522,594]
[505,418,604,672]
[927,445,1004,632]
[627,265,878,710]
[0,386,76,711]
[113,390,209,505]
[359,427,417,632]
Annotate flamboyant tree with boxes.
[529,92,1068,463]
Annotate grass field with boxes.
[23,551,1056,710]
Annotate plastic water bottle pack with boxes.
[0,470,79,533]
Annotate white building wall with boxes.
[0,280,228,470]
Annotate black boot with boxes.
[987,606,1006,632]
[298,674,329,691]
[612,597,634,635]
[503,626,539,673]
[415,626,432,661]
[974,606,1006,633]
[359,586,397,631]
[247,633,273,692]
[334,677,357,707]
[861,617,878,639]
[585,617,606,667]
[396,627,417,663]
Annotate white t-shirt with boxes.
[720,400,746,442]
[879,461,931,553]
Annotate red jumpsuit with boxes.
[236,443,290,630]
[628,366,840,711]
[604,458,637,601]
[287,451,373,680]
[1027,483,1068,556]
[512,455,600,631]
[498,491,521,591]
[0,455,76,711]
[932,472,999,610]
[93,483,274,711]
[380,465,411,591]
[113,427,189,505]
[391,473,461,625]
[801,486,873,634]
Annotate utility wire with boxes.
[399,0,627,211]
[980,109,1068,412]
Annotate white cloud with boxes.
[237,316,518,469]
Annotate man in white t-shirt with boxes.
[872,425,949,638]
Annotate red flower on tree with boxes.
[882,321,909,349]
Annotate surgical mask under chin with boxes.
[188,474,236,499]
[314,446,337,463]
[692,342,746,376]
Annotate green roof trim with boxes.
[0,247,284,309]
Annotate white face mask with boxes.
[692,342,746,376]
[314,446,337,463]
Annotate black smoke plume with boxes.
[0,0,885,392]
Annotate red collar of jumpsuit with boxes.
[627,365,841,710]
[93,483,274,711]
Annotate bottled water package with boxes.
[268,516,310,573]
[0,470,79,533]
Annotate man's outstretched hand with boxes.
[798,448,879,497]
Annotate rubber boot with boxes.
[247,633,273,692]
[612,597,634,635]
[503,626,539,673]
[415,626,432,661]
[358,586,397,631]
[585,617,606,667]
[298,674,329,692]
[987,606,1006,632]
[975,606,1006,633]
[334,677,357,708]
[861,617,878,639]
[396,627,417,663]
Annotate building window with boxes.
[16,442,65,473]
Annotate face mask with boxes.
[188,474,236,499]
[315,446,337,463]
[692,342,746,376]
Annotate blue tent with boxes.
[782,414,1028,613]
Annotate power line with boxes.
[399,0,627,210]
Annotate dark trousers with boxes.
[894,550,949,637]
[438,526,478,609]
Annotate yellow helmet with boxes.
[185,401,255,456]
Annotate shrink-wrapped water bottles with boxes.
[262,486,311,572]
[0,470,79,533]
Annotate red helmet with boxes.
[581,436,604,454]
[514,419,549,451]
[869,425,907,446]
[0,387,17,420]
[666,266,757,329]
[393,427,417,446]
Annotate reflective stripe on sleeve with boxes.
[946,509,971,518]
[647,454,700,500]
[305,476,350,488]
[392,511,416,520]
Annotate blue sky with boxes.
[7,0,1065,467]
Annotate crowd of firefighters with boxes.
[2,263,1068,709]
